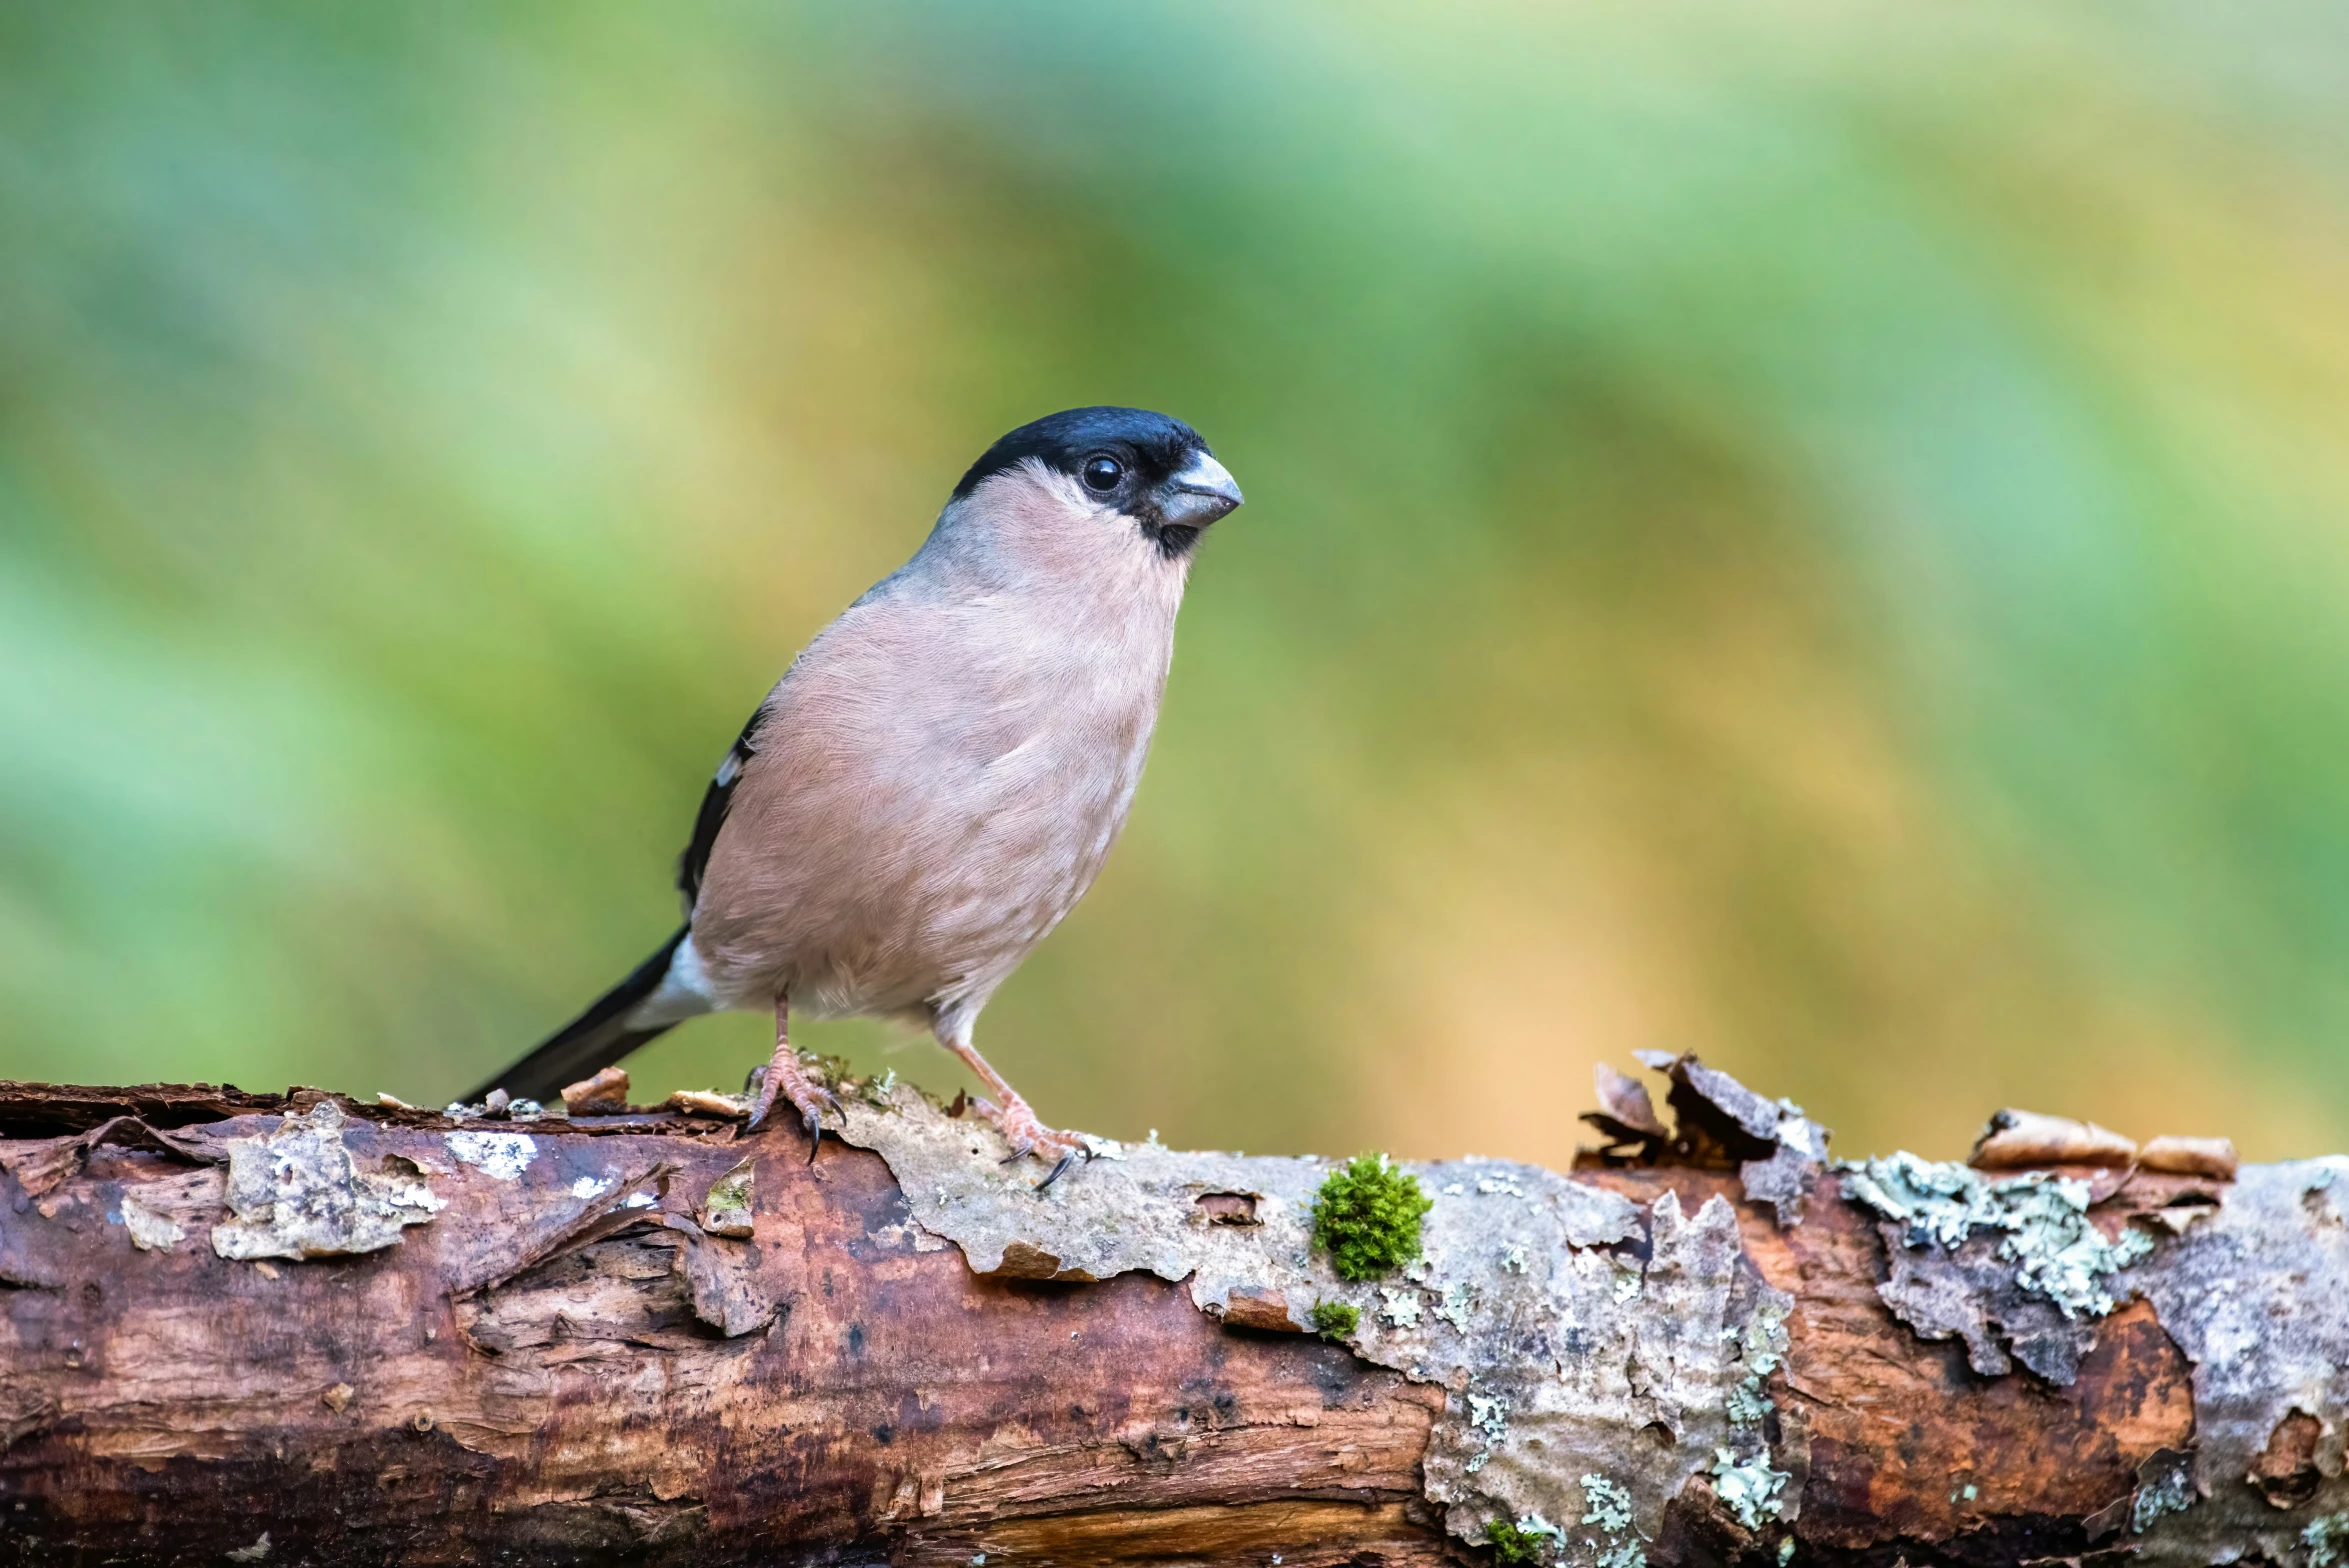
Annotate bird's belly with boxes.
[692,722,1149,1023]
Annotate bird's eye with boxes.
[1081,455,1124,493]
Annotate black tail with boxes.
[466,926,689,1104]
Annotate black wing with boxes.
[677,704,768,911]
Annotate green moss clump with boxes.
[1485,1519,1549,1565]
[1311,1153,1433,1282]
[1309,1299,1360,1340]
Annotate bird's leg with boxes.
[937,1026,1085,1186]
[746,994,839,1156]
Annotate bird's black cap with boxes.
[952,407,1209,501]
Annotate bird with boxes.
[469,407,1243,1180]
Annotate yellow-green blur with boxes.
[6,3,2348,1166]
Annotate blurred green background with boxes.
[6,2,2348,1168]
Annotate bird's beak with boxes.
[1156,453,1244,530]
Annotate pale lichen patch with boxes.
[211,1102,444,1262]
[1580,1474,1635,1534]
[1839,1151,2155,1383]
[2128,1448,2194,1534]
[1723,1299,1787,1428]
[1465,1391,1511,1476]
[1379,1287,1423,1330]
[444,1130,539,1183]
[1414,1188,1799,1553]
[1710,1447,1790,1531]
[2309,1513,2349,1568]
[1579,1475,1647,1568]
[1436,1280,1475,1334]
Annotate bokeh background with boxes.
[6,2,2349,1167]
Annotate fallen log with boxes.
[0,1057,2338,1567]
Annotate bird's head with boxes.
[948,407,1243,563]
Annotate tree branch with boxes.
[0,1061,2337,1566]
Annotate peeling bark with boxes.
[0,1066,2338,1567]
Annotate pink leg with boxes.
[747,994,839,1155]
[939,1027,1084,1185]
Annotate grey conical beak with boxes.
[1157,452,1244,530]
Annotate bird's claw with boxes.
[779,1090,835,1162]
[970,1093,1088,1190]
[745,1062,841,1162]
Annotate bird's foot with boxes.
[972,1093,1089,1190]
[746,1050,842,1158]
